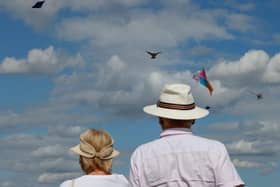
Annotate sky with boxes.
[0,0,280,186]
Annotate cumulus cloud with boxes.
[263,53,280,83]
[37,172,79,184]
[1,181,16,187]
[0,0,146,29]
[209,50,280,90]
[0,124,85,186]
[32,144,66,157]
[190,46,214,56]
[51,54,210,116]
[56,10,233,48]
[0,102,97,131]
[66,0,145,11]
[1,48,279,183]
[1,48,280,186]
[0,46,83,74]
[225,13,255,32]
[50,50,280,118]
[210,50,269,78]
[208,122,240,131]
[0,0,63,29]
[207,119,280,174]
[233,159,261,168]
[242,121,280,139]
[48,126,84,138]
[227,139,262,155]
[0,1,279,185]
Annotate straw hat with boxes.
[143,83,209,120]
[70,130,119,159]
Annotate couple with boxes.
[60,83,245,187]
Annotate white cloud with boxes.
[225,13,255,32]
[237,121,280,141]
[0,102,97,130]
[0,0,149,29]
[0,124,85,186]
[1,47,280,186]
[208,122,240,131]
[56,8,233,48]
[227,138,280,156]
[263,53,280,83]
[66,0,145,11]
[197,79,241,106]
[227,139,259,154]
[235,3,256,11]
[0,46,84,74]
[32,144,66,157]
[210,50,269,77]
[208,119,280,174]
[209,50,280,90]
[0,1,278,185]
[1,181,16,187]
[190,46,214,56]
[37,172,79,183]
[233,159,261,168]
[39,158,78,171]
[48,126,84,138]
[51,54,201,115]
[0,0,63,29]
[50,51,279,118]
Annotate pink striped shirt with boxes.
[129,128,244,187]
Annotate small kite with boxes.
[247,90,263,100]
[204,105,221,114]
[146,51,161,59]
[205,105,211,110]
[32,0,45,8]
[193,68,213,95]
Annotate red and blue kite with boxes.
[193,68,213,95]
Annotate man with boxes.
[129,83,244,187]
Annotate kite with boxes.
[146,51,161,59]
[205,105,211,110]
[193,68,213,95]
[256,93,263,100]
[247,90,263,100]
[32,0,45,8]
[204,105,221,114]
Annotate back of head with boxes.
[75,129,116,174]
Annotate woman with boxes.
[60,129,128,187]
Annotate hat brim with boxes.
[70,144,120,159]
[143,104,209,120]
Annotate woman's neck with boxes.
[88,169,109,175]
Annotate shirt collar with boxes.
[160,128,192,138]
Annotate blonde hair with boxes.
[79,129,114,174]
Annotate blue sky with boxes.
[1,0,280,186]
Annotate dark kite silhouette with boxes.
[247,90,263,100]
[146,51,161,59]
[32,1,45,8]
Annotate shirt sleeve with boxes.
[214,143,245,187]
[59,180,70,187]
[129,150,141,187]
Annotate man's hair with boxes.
[166,118,190,126]
[79,129,113,174]
[159,117,194,129]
